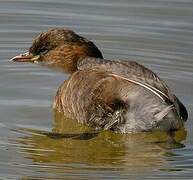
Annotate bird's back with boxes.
[53,63,186,133]
[78,57,175,100]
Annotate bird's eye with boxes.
[39,46,49,55]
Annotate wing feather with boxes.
[78,57,174,102]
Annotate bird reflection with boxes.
[14,110,187,169]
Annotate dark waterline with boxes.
[0,0,193,179]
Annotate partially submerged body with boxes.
[53,58,187,133]
[11,28,188,133]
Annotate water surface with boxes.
[0,0,193,179]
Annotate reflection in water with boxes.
[0,0,192,178]
[14,110,187,179]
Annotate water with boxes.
[0,0,193,179]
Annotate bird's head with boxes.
[10,28,103,73]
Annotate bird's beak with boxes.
[10,51,40,62]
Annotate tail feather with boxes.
[154,105,174,121]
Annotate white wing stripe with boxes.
[111,73,168,101]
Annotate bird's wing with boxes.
[77,57,175,103]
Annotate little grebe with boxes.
[11,28,188,133]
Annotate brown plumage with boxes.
[11,28,103,73]
[10,28,188,133]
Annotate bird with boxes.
[11,28,188,133]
